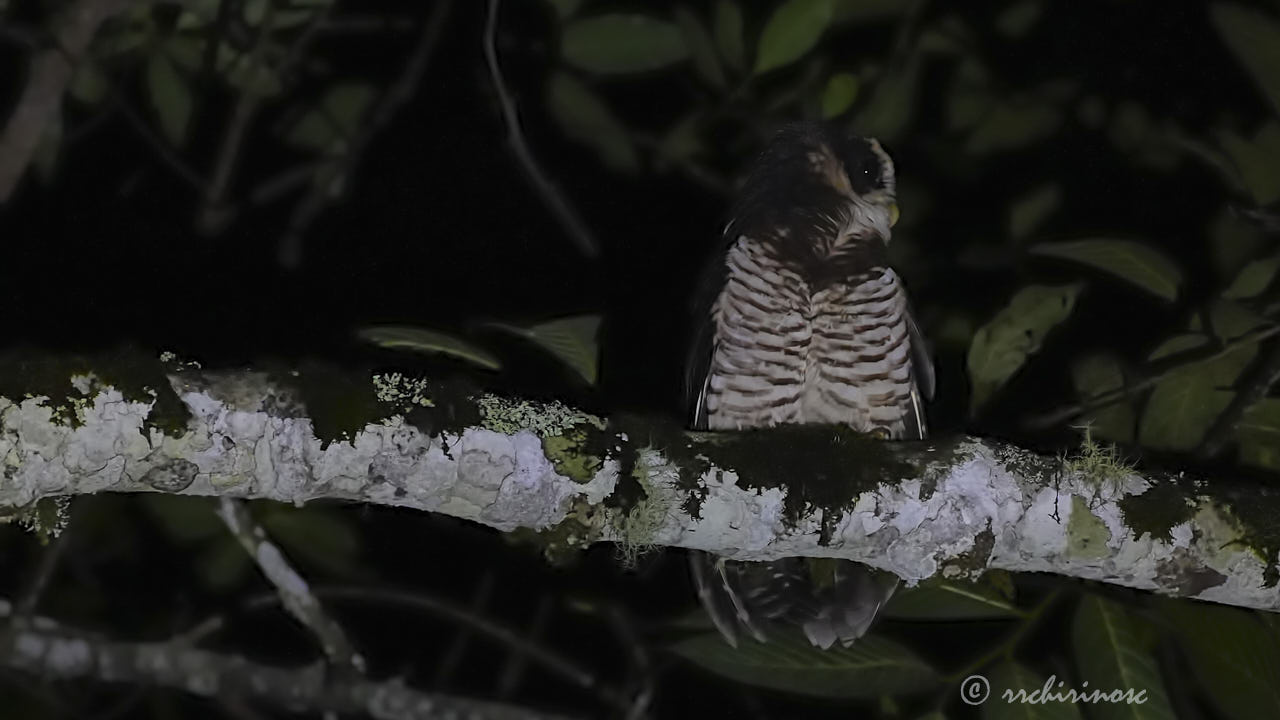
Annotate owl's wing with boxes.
[684,233,733,430]
[904,304,935,441]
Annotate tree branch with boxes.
[0,599,578,720]
[1,357,1278,614]
[215,497,364,672]
[0,0,135,202]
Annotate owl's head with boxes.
[729,121,899,256]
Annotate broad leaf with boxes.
[357,326,502,371]
[1161,600,1280,720]
[821,72,859,118]
[755,0,834,74]
[1031,239,1182,302]
[984,661,1085,720]
[882,580,1022,621]
[672,631,937,698]
[832,0,909,24]
[285,84,376,152]
[1009,184,1061,240]
[261,506,361,578]
[488,315,601,385]
[147,52,193,146]
[544,0,583,20]
[856,52,926,143]
[1210,3,1280,117]
[674,8,726,90]
[1138,331,1238,451]
[1218,121,1280,206]
[966,102,1061,154]
[1071,353,1135,443]
[562,15,688,74]
[1071,594,1175,720]
[968,284,1082,410]
[996,0,1042,38]
[142,494,223,544]
[1238,398,1280,469]
[1223,254,1280,299]
[547,72,638,173]
[713,0,746,72]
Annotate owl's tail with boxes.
[688,550,898,649]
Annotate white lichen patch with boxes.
[476,395,604,437]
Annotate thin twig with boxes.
[225,584,630,711]
[198,2,330,234]
[497,594,553,698]
[1025,324,1280,430]
[433,571,496,687]
[275,0,454,268]
[0,602,582,720]
[484,0,599,258]
[14,526,71,621]
[215,498,364,673]
[1198,337,1280,459]
[0,0,135,202]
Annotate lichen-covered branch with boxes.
[0,599,577,720]
[0,354,1278,614]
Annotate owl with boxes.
[685,121,934,648]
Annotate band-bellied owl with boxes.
[686,121,934,649]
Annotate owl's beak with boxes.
[888,203,900,228]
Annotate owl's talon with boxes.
[869,427,891,440]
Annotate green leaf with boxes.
[1219,121,1280,206]
[1008,184,1061,240]
[1162,599,1280,720]
[655,113,704,168]
[146,52,193,146]
[198,537,252,591]
[1030,239,1182,302]
[1210,207,1268,280]
[1140,378,1232,452]
[881,580,1022,621]
[141,494,223,544]
[713,0,745,72]
[261,506,361,578]
[754,0,834,74]
[546,72,638,173]
[1223,254,1280,299]
[69,61,107,105]
[562,15,689,74]
[1238,398,1280,469]
[672,631,938,698]
[285,83,376,153]
[674,8,726,90]
[820,72,859,119]
[996,0,1042,38]
[968,284,1083,411]
[1210,3,1280,117]
[966,102,1061,154]
[1071,595,1176,720]
[1071,353,1135,443]
[545,0,583,20]
[832,0,910,24]
[983,661,1085,720]
[357,326,502,371]
[488,315,600,385]
[855,53,925,143]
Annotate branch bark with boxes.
[1,357,1278,614]
[0,599,577,720]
